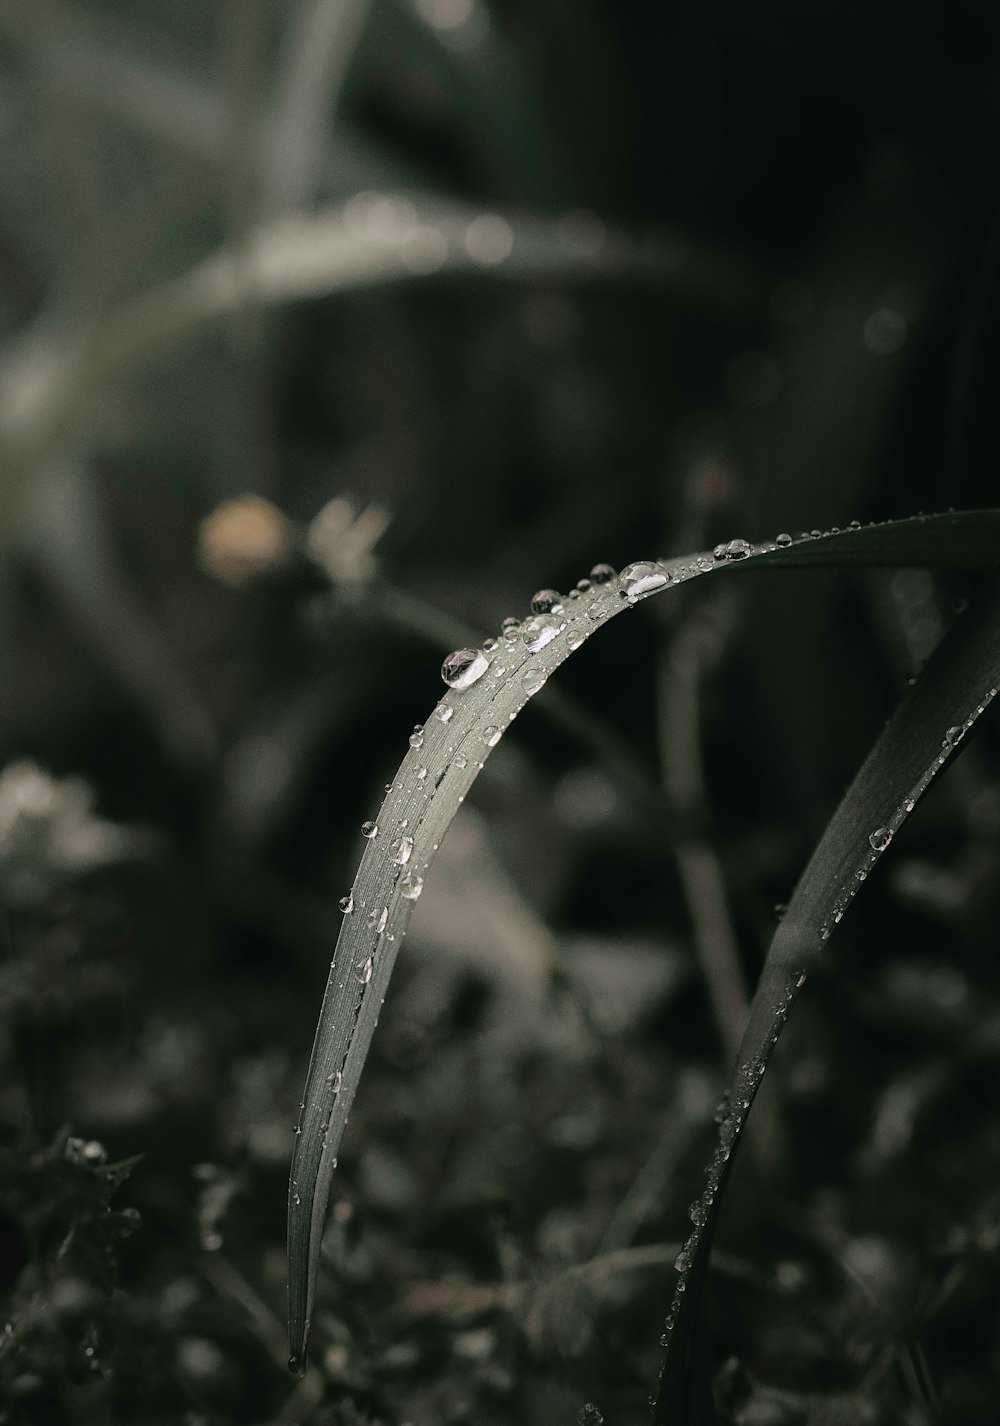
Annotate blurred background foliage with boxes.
[1,1,999,1423]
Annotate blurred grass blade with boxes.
[0,197,761,472]
[263,0,373,214]
[287,510,1000,1371]
[653,581,1000,1423]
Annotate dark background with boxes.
[0,2,999,1423]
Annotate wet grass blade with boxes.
[653,583,1000,1423]
[287,511,1000,1374]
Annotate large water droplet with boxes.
[401,873,424,900]
[390,835,413,865]
[501,616,520,641]
[943,725,965,748]
[721,538,752,560]
[522,614,560,652]
[618,561,668,600]
[589,563,616,584]
[482,636,499,653]
[531,588,563,614]
[522,666,547,697]
[339,893,354,914]
[482,726,501,746]
[361,820,378,839]
[408,725,424,749]
[325,1069,342,1093]
[434,701,454,723]
[776,532,793,546]
[367,905,388,934]
[869,826,892,852]
[442,648,489,689]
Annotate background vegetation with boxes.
[0,2,998,1423]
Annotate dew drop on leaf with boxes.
[434,702,454,723]
[482,726,501,746]
[401,873,424,900]
[339,893,354,914]
[522,666,547,697]
[361,820,378,839]
[943,725,965,748]
[589,563,616,584]
[522,614,561,652]
[390,835,413,865]
[531,588,563,614]
[483,636,499,653]
[441,648,489,689]
[776,532,793,546]
[869,826,892,852]
[618,561,668,599]
[408,726,424,749]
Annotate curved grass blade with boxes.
[0,197,760,473]
[653,581,1000,1423]
[287,511,1000,1372]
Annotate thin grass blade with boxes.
[653,579,1000,1423]
[287,511,1000,1372]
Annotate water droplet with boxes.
[567,631,585,650]
[401,873,424,900]
[390,835,413,865]
[339,893,354,914]
[522,614,560,652]
[483,636,498,653]
[454,751,468,769]
[482,725,501,746]
[576,577,592,592]
[720,538,752,560]
[501,616,520,640]
[589,563,616,584]
[434,702,454,723]
[414,764,427,780]
[587,603,606,622]
[288,1353,306,1377]
[673,1247,691,1273]
[531,588,563,614]
[943,725,965,748]
[869,826,892,852]
[577,1405,604,1426]
[442,648,489,689]
[618,561,668,600]
[408,725,424,749]
[361,820,378,839]
[361,956,374,983]
[776,532,793,546]
[493,663,506,678]
[326,1069,342,1093]
[522,666,547,697]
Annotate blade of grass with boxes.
[263,0,374,215]
[653,575,1000,1423]
[287,510,1000,1371]
[0,196,763,474]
